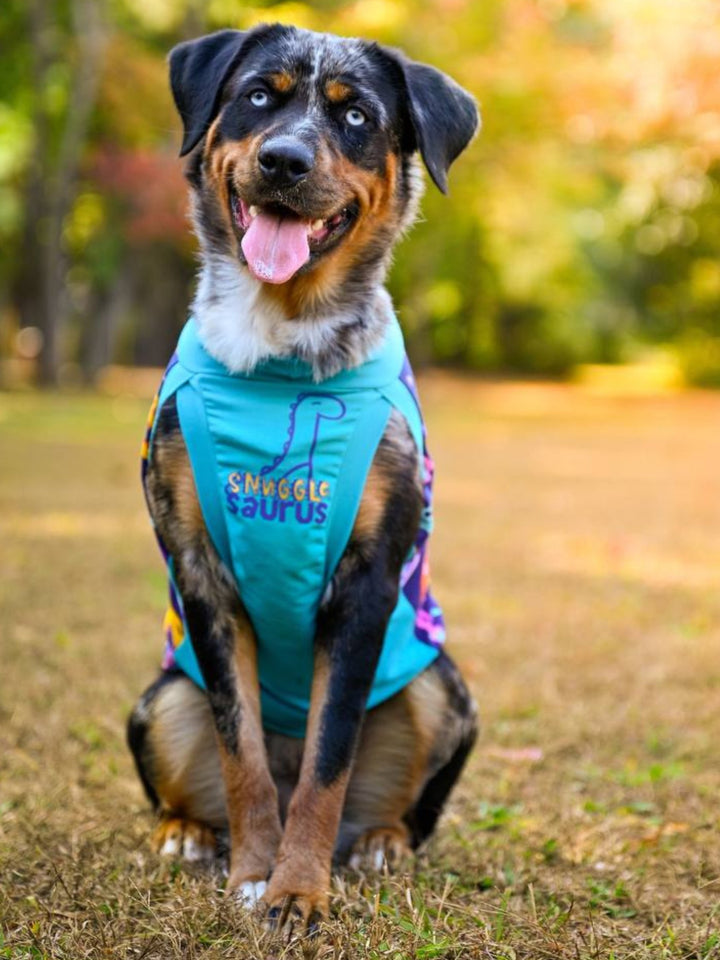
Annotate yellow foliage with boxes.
[64,193,105,249]
[574,352,683,395]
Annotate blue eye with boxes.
[249,90,269,107]
[345,107,366,127]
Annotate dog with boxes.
[127,23,479,933]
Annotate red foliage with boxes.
[91,147,191,245]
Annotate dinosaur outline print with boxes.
[224,392,347,524]
[260,392,347,482]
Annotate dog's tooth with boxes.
[311,219,324,232]
[248,205,258,218]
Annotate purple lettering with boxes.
[260,499,279,521]
[241,497,258,518]
[295,501,314,524]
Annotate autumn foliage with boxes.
[2,0,720,382]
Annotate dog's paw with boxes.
[348,825,412,872]
[265,893,327,938]
[151,816,216,863]
[226,875,268,909]
[263,871,329,937]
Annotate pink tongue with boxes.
[241,209,310,284]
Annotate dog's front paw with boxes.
[225,823,282,910]
[348,825,412,872]
[151,816,216,863]
[226,873,268,908]
[264,867,329,936]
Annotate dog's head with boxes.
[170,25,478,311]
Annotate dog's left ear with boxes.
[375,47,480,194]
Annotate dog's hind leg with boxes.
[402,652,479,848]
[127,670,225,861]
[127,677,307,862]
[338,650,478,869]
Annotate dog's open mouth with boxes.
[229,191,357,285]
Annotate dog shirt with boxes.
[141,315,445,738]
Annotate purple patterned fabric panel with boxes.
[398,356,446,648]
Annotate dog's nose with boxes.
[258,137,314,187]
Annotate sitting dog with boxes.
[128,23,479,931]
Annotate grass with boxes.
[1,378,720,958]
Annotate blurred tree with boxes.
[1,0,720,382]
[7,0,106,383]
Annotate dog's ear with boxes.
[169,25,282,157]
[375,47,480,194]
[403,60,479,193]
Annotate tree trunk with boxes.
[13,0,53,363]
[80,263,133,382]
[22,0,106,385]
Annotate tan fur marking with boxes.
[153,434,204,538]
[325,79,353,103]
[290,648,330,781]
[353,460,390,544]
[222,624,284,890]
[204,117,222,158]
[268,71,295,93]
[206,134,265,238]
[214,133,272,199]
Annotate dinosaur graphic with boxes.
[224,392,347,524]
[260,392,347,482]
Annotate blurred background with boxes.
[1,0,720,386]
[4,5,720,952]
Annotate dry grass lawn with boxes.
[1,378,719,959]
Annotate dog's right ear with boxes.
[169,25,280,157]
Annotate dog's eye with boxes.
[249,90,269,108]
[345,107,366,127]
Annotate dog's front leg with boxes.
[146,409,282,903]
[180,590,283,902]
[264,556,392,928]
[264,419,422,929]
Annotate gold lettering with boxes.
[262,477,276,497]
[292,479,305,501]
[244,473,259,495]
[228,471,241,493]
[278,478,290,500]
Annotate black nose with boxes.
[258,137,314,187]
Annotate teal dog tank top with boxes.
[142,316,445,738]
